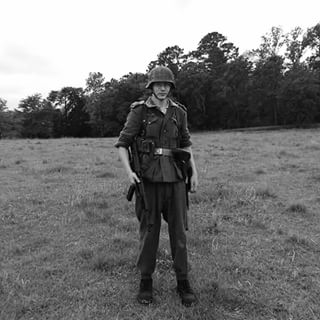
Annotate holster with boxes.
[172,148,192,181]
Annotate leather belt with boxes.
[154,148,173,156]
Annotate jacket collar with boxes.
[145,96,178,108]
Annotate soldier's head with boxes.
[146,66,175,100]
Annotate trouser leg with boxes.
[164,181,188,280]
[135,183,161,278]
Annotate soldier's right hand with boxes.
[127,171,140,184]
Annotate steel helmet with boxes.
[146,66,175,89]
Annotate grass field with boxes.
[0,129,319,320]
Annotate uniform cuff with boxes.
[114,141,129,148]
[114,134,132,148]
[180,141,192,148]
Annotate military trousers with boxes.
[135,180,188,280]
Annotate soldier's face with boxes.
[152,82,171,100]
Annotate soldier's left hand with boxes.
[190,173,198,193]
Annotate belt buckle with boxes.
[155,148,163,155]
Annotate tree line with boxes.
[1,24,320,138]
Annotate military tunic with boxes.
[115,96,192,280]
[115,96,192,181]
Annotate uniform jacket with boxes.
[114,96,192,182]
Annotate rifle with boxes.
[126,138,153,230]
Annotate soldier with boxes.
[114,66,198,306]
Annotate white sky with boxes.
[1,0,319,109]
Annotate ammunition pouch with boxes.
[136,137,155,154]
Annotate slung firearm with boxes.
[126,138,152,229]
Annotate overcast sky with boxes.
[1,0,319,109]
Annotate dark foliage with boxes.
[1,24,320,138]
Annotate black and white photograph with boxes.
[1,0,319,319]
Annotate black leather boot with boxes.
[177,279,197,306]
[137,278,153,305]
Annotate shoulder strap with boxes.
[130,100,145,110]
[129,100,147,137]
[170,98,187,112]
[175,101,187,112]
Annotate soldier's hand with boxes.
[128,171,140,184]
[190,173,198,193]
